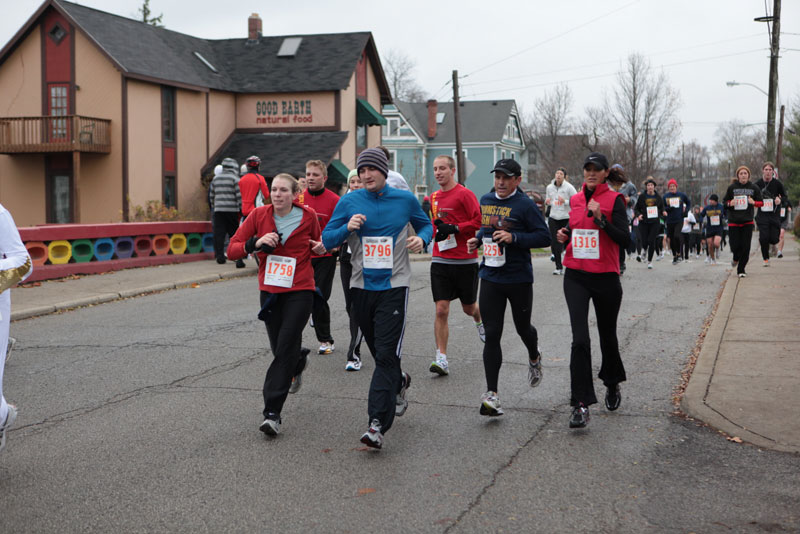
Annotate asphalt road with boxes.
[2,253,798,533]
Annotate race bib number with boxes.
[710,215,720,226]
[761,198,774,212]
[554,196,564,206]
[482,237,506,267]
[363,236,393,269]
[668,197,680,208]
[733,195,748,211]
[437,233,457,251]
[263,255,296,288]
[780,208,786,217]
[646,206,658,219]
[571,229,600,260]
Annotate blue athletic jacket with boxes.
[475,188,550,284]
[662,192,690,224]
[322,184,433,291]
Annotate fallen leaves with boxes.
[356,488,376,496]
[191,282,200,288]
[727,436,743,444]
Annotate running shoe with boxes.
[309,317,314,328]
[550,254,555,262]
[738,273,747,278]
[605,384,622,411]
[0,404,18,453]
[429,356,449,376]
[704,257,710,264]
[763,259,770,267]
[711,259,717,265]
[345,358,362,372]
[360,419,383,449]
[731,259,738,267]
[288,351,310,394]
[259,414,281,436]
[318,342,334,355]
[396,372,411,416]
[569,403,590,428]
[480,391,504,416]
[647,263,653,269]
[778,251,783,258]
[553,268,560,275]
[527,351,543,387]
[656,254,663,261]
[476,322,486,343]
[636,254,642,263]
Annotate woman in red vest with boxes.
[228,173,325,437]
[556,153,631,429]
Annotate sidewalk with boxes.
[682,235,800,453]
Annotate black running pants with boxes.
[213,211,240,262]
[479,279,539,393]
[757,217,780,260]
[563,269,626,407]
[729,224,754,274]
[639,221,660,262]
[339,259,362,361]
[311,255,337,343]
[548,217,569,270]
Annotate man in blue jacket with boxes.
[662,178,691,265]
[467,159,551,417]
[323,148,432,450]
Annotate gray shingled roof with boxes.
[54,0,379,94]
[395,100,516,144]
[203,131,348,179]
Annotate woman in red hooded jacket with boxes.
[228,173,325,437]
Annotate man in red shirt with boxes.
[428,155,484,376]
[239,155,270,219]
[301,159,340,354]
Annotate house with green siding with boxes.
[381,99,524,200]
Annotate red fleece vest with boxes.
[563,182,622,274]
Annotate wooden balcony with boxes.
[0,115,111,154]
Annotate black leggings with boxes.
[548,217,569,270]
[311,256,337,343]
[729,224,754,274]
[340,259,362,361]
[639,221,660,262]
[259,290,313,418]
[666,222,682,257]
[757,218,780,260]
[479,279,539,393]
[563,269,626,407]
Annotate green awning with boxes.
[356,98,387,126]
[327,159,350,184]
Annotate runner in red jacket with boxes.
[228,173,325,437]
[238,155,270,219]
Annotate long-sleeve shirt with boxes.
[634,193,664,223]
[545,180,578,220]
[662,191,690,224]
[0,204,33,297]
[475,188,550,284]
[322,185,433,291]
[238,172,269,217]
[209,172,242,213]
[430,184,481,263]
[722,181,763,225]
[301,186,340,258]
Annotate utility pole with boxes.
[452,70,466,184]
[776,104,786,175]
[764,0,781,160]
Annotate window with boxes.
[48,84,69,140]
[501,150,506,160]
[452,148,468,163]
[162,87,175,143]
[388,150,397,171]
[163,176,176,208]
[277,37,302,57]
[436,112,445,124]
[382,118,400,138]
[528,151,537,165]
[356,124,367,150]
[48,23,66,45]
[49,174,71,223]
[510,152,515,160]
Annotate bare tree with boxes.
[383,49,427,103]
[606,53,681,184]
[138,0,163,26]
[712,120,766,180]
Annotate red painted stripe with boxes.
[22,253,215,283]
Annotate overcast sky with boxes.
[2,0,798,153]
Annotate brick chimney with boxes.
[427,99,438,139]
[248,13,262,41]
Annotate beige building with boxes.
[0,0,390,226]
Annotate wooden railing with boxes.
[0,115,111,154]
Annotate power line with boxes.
[462,0,642,79]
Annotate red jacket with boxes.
[300,187,339,258]
[239,172,270,217]
[227,202,321,293]
[430,184,481,260]
[563,183,622,274]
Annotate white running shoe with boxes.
[318,342,334,355]
[360,419,383,449]
[527,351,543,387]
[396,372,411,416]
[476,322,486,343]
[345,359,362,372]
[647,263,653,269]
[738,273,747,278]
[480,391,504,416]
[429,357,449,376]
[0,405,18,453]
[259,416,280,436]
[5,337,16,363]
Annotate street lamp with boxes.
[725,80,769,97]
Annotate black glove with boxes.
[244,236,258,254]
[434,219,459,242]
[259,243,276,254]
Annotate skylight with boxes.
[193,51,218,73]
[277,37,302,57]
[436,112,445,124]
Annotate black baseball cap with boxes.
[583,152,609,170]
[490,159,522,177]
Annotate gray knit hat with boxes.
[356,148,389,178]
[221,157,239,172]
